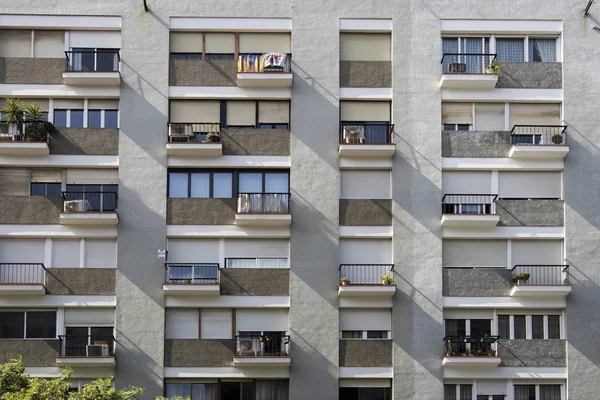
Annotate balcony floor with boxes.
[441,214,499,228]
[0,141,49,156]
[0,284,45,295]
[62,71,121,86]
[162,283,220,296]
[442,356,501,368]
[235,213,292,226]
[237,73,293,87]
[510,284,572,298]
[60,212,119,225]
[509,145,569,159]
[56,356,116,367]
[440,74,498,89]
[233,356,291,367]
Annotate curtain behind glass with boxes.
[165,383,191,399]
[444,385,457,400]
[239,173,263,193]
[529,39,556,62]
[442,38,459,72]
[514,385,535,400]
[496,39,525,62]
[192,383,218,400]
[255,380,289,400]
[265,173,288,193]
[191,173,210,198]
[539,385,561,400]
[460,385,473,400]
[461,38,483,73]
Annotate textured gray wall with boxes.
[221,129,290,156]
[441,131,510,158]
[497,199,564,227]
[442,268,512,297]
[339,340,393,367]
[339,61,392,88]
[220,268,289,295]
[0,340,59,366]
[0,58,63,84]
[339,199,392,226]
[49,128,119,155]
[167,198,236,225]
[169,60,237,86]
[496,62,562,89]
[164,339,235,367]
[0,195,61,224]
[498,339,566,367]
[46,268,116,295]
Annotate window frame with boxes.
[0,310,57,340]
[339,330,392,340]
[442,35,560,63]
[54,108,119,128]
[496,314,562,340]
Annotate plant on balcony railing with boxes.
[511,265,569,285]
[340,277,351,286]
[0,98,54,143]
[339,264,395,285]
[0,263,46,285]
[235,334,290,357]
[512,272,531,285]
[62,191,118,212]
[339,122,395,145]
[442,194,498,215]
[443,335,499,357]
[440,53,497,74]
[237,193,290,214]
[381,274,394,285]
[168,122,221,143]
[510,125,567,145]
[238,53,291,73]
[164,263,220,284]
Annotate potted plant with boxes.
[185,279,192,284]
[24,103,50,142]
[2,97,24,139]
[512,272,531,285]
[485,61,501,76]
[340,277,350,286]
[205,131,220,143]
[444,340,452,357]
[381,274,394,285]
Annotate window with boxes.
[64,326,114,356]
[65,184,118,212]
[340,310,391,340]
[0,311,56,339]
[478,397,505,400]
[532,315,544,339]
[539,385,561,400]
[445,384,473,400]
[499,315,561,340]
[548,316,560,339]
[53,109,84,128]
[87,110,119,128]
[443,124,471,131]
[165,383,219,400]
[339,387,391,400]
[170,53,203,60]
[30,182,61,196]
[340,330,390,340]
[226,101,290,129]
[498,315,509,339]
[69,48,119,71]
[496,39,525,62]
[514,315,526,339]
[528,39,556,62]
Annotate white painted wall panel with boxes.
[340,170,391,199]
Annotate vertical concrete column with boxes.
[116,10,169,398]
[289,3,340,399]
[391,14,444,400]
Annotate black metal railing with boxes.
[235,334,290,357]
[339,264,394,285]
[443,336,500,357]
[167,122,221,143]
[441,53,497,74]
[237,193,290,214]
[339,123,395,145]
[510,125,568,145]
[164,263,220,284]
[512,265,569,285]
[238,53,292,73]
[442,194,498,215]
[0,121,51,142]
[58,335,115,357]
[62,192,118,212]
[0,263,46,285]
[65,50,120,72]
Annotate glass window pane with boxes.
[213,173,233,198]
[366,330,389,339]
[470,320,491,337]
[190,173,210,198]
[532,315,544,339]
[460,385,473,400]
[105,110,119,128]
[529,39,556,62]
[54,110,67,128]
[193,383,218,400]
[30,183,46,196]
[47,183,62,196]
[514,385,535,400]
[165,383,192,399]
[221,382,241,400]
[444,385,457,400]
[169,173,188,198]
[97,50,118,71]
[341,331,362,339]
[445,319,466,336]
[91,327,114,354]
[539,384,561,400]
[496,38,525,62]
[70,110,84,128]
[514,315,526,339]
[26,311,56,338]
[548,315,560,339]
[88,110,101,128]
[498,315,510,339]
[239,173,263,193]
[255,381,288,400]
[0,311,24,338]
[265,173,288,193]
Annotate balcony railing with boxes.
[237,53,291,73]
[65,50,120,72]
[235,334,290,357]
[58,335,115,357]
[167,122,221,143]
[0,263,46,285]
[237,193,290,214]
[512,265,569,285]
[165,263,220,284]
[442,194,498,215]
[339,123,394,145]
[443,336,500,357]
[62,191,118,212]
[510,125,568,145]
[339,264,394,285]
[0,121,51,142]
[441,53,497,74]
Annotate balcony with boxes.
[509,125,569,159]
[162,263,220,296]
[233,334,291,367]
[0,263,46,295]
[440,53,498,89]
[338,123,395,158]
[235,193,291,226]
[60,191,118,225]
[441,194,499,228]
[338,264,396,298]
[165,123,222,157]
[56,335,116,367]
[510,265,571,298]
[63,50,121,86]
[0,122,51,156]
[236,53,293,87]
[442,336,501,368]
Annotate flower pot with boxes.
[341,281,350,286]
[185,279,191,284]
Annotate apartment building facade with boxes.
[0,1,597,399]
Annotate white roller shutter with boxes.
[442,103,473,125]
[509,103,561,127]
[34,31,65,58]
[52,239,81,268]
[239,33,290,54]
[442,171,492,194]
[511,240,563,266]
[340,170,391,199]
[167,239,220,264]
[258,101,289,124]
[0,30,31,57]
[474,103,505,131]
[236,309,289,332]
[443,240,508,268]
[227,101,256,126]
[0,239,45,263]
[339,379,391,388]
[340,33,391,61]
[88,99,119,110]
[498,172,561,198]
[69,31,121,49]
[340,309,391,331]
[64,309,114,325]
[169,32,203,53]
[200,309,232,339]
[205,33,235,53]
[85,239,117,268]
[66,168,118,184]
[170,100,220,124]
[166,309,199,339]
[31,168,61,183]
[223,239,289,258]
[25,98,50,110]
[477,381,507,395]
[444,310,494,320]
[0,168,29,195]
[339,239,391,264]
[340,101,390,122]
[54,99,84,109]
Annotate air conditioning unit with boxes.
[343,126,365,144]
[86,344,109,357]
[64,200,89,212]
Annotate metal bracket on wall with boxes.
[143,0,149,12]
[584,0,595,16]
